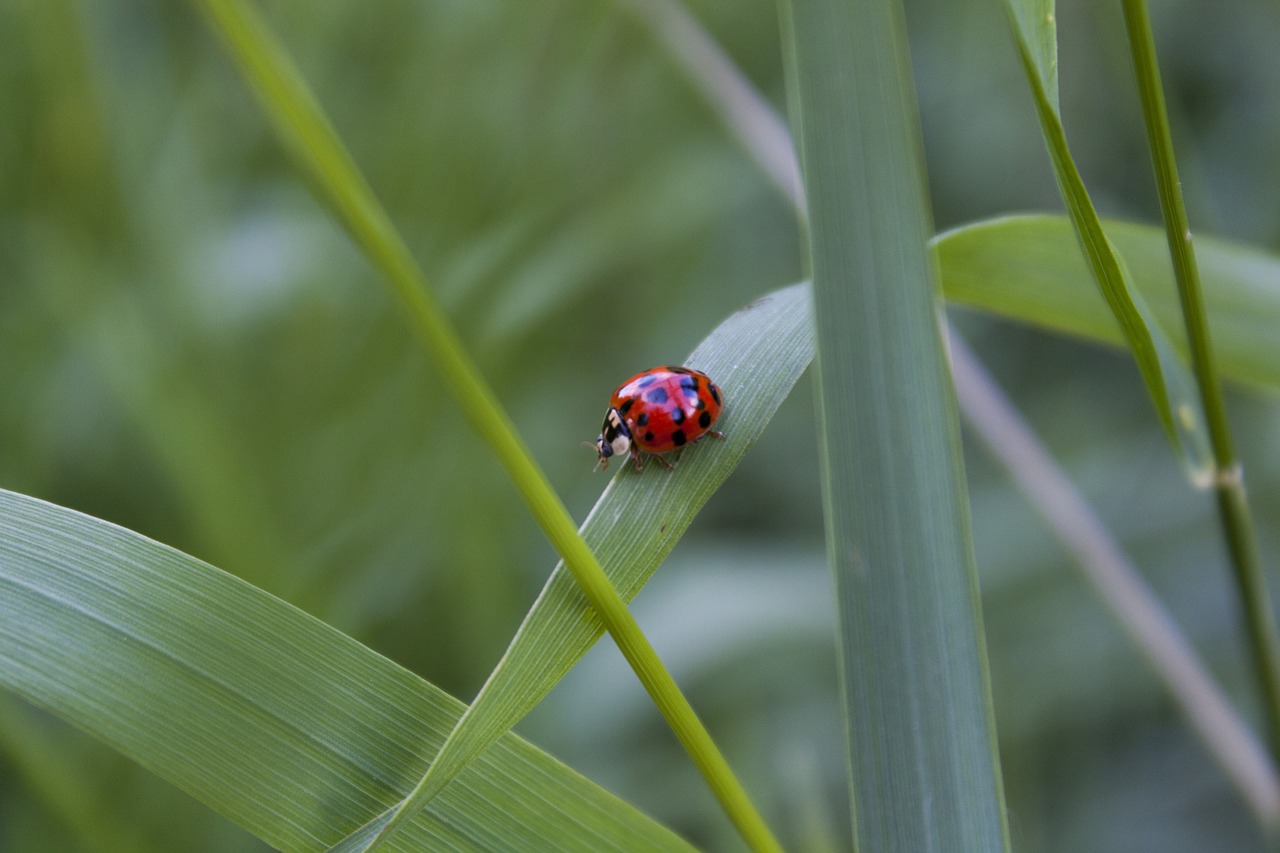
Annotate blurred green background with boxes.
[3,0,1279,850]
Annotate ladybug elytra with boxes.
[592,366,725,471]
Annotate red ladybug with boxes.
[593,366,725,471]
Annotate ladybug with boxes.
[592,366,725,471]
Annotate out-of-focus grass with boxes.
[2,0,1279,850]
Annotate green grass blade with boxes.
[934,214,1280,390]
[329,281,814,851]
[330,203,1280,845]
[1006,0,1059,111]
[1122,0,1280,762]
[949,332,1280,829]
[0,489,696,852]
[779,0,1010,848]
[1002,0,1213,484]
[13,211,1274,848]
[624,1,1280,828]
[192,1,777,846]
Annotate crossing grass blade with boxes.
[5,216,1276,849]
[0,489,696,852]
[328,282,814,850]
[331,203,1280,845]
[779,0,1011,848]
[1001,0,1214,484]
[192,0,779,846]
[934,214,1280,391]
[1121,0,1280,763]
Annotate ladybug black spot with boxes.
[671,430,687,446]
[680,376,698,390]
[619,398,635,415]
[644,431,656,443]
[709,383,722,405]
[636,412,649,427]
[667,365,691,374]
[637,375,659,388]
[671,408,685,424]
[644,387,669,405]
[698,411,712,428]
[695,397,706,410]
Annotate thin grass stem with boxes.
[194,1,782,849]
[1121,0,1280,761]
[636,0,1280,827]
[948,331,1280,829]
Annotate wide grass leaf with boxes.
[194,4,780,845]
[335,212,1280,843]
[330,282,814,848]
[7,213,1272,849]
[935,214,1280,391]
[780,0,1010,848]
[0,489,694,852]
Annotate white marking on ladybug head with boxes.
[593,408,632,471]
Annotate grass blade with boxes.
[0,489,696,851]
[1122,0,1280,761]
[934,214,1280,390]
[779,0,1010,848]
[192,0,777,846]
[1001,0,1213,484]
[332,202,1280,843]
[949,331,1280,829]
[329,281,814,851]
[625,1,1280,829]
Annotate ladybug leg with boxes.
[691,430,727,446]
[653,455,675,471]
[631,448,645,472]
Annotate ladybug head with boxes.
[593,407,631,471]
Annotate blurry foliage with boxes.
[1,0,1278,850]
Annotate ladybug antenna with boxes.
[585,440,610,472]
